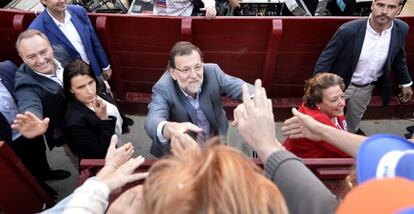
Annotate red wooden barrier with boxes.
[0,141,54,213]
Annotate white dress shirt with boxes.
[351,19,392,85]
[47,9,90,64]
[34,59,64,86]
[351,18,412,88]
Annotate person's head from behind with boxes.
[16,29,54,75]
[371,0,402,28]
[168,41,204,98]
[303,73,345,119]
[63,59,98,106]
[141,139,288,214]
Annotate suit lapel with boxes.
[43,11,77,53]
[386,21,400,71]
[69,10,89,53]
[352,19,367,71]
[29,70,64,99]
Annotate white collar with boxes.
[47,9,71,26]
[367,14,394,36]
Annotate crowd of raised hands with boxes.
[43,78,414,214]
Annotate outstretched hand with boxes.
[97,135,148,191]
[105,135,134,169]
[232,79,282,161]
[163,122,202,140]
[107,185,143,214]
[281,108,323,142]
[200,6,216,20]
[11,111,49,138]
[169,127,200,156]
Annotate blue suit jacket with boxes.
[0,61,18,144]
[29,5,109,76]
[314,18,412,105]
[144,63,252,157]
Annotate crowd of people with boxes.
[1,0,414,213]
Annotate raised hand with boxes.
[281,108,323,142]
[94,97,108,120]
[232,79,283,161]
[168,127,200,156]
[11,111,49,138]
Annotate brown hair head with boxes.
[167,41,203,70]
[141,140,288,214]
[303,73,345,108]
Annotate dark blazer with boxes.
[14,63,66,148]
[64,80,133,159]
[314,18,412,105]
[29,5,110,77]
[0,61,18,144]
[145,63,251,157]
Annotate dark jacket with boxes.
[314,18,412,105]
[64,79,133,159]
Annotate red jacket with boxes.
[284,103,350,158]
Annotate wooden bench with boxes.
[0,141,54,213]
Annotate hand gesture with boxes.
[94,97,108,120]
[232,79,282,161]
[99,156,148,192]
[105,135,135,169]
[107,185,143,214]
[281,108,323,142]
[398,86,413,104]
[162,122,202,140]
[11,111,49,138]
[200,6,216,20]
[103,68,112,80]
[169,127,200,156]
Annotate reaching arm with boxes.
[281,108,366,157]
[232,79,339,213]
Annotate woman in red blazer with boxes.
[284,73,350,158]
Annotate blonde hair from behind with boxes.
[141,138,288,214]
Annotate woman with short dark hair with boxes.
[63,59,133,159]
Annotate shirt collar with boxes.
[367,14,393,36]
[47,9,71,26]
[33,59,64,80]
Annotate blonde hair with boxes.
[141,140,288,214]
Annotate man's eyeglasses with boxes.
[175,63,203,74]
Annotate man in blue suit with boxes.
[29,0,112,80]
[145,41,253,157]
[314,0,413,133]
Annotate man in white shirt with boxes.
[29,0,112,80]
[314,0,413,133]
